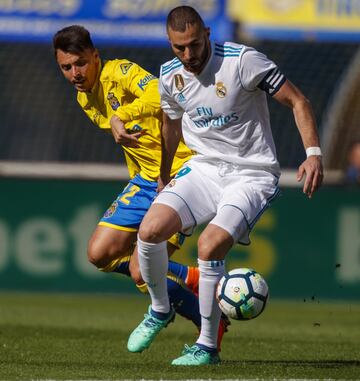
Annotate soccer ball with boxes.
[216,268,269,320]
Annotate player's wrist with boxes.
[306,146,322,158]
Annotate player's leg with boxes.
[88,224,137,275]
[129,232,199,294]
[129,241,201,329]
[167,232,199,295]
[128,160,215,353]
[91,175,198,292]
[91,220,201,333]
[94,175,201,353]
[172,170,280,365]
[171,223,233,366]
[127,203,182,352]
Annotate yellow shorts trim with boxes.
[168,233,182,249]
[136,283,149,294]
[99,255,132,272]
[98,221,138,232]
[167,272,185,287]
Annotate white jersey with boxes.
[159,41,284,176]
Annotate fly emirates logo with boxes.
[194,107,239,129]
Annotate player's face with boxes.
[168,23,211,74]
[56,48,99,92]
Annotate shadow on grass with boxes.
[222,359,360,368]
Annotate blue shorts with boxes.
[99,174,185,247]
[100,174,157,232]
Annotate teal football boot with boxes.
[127,306,175,353]
[171,344,221,365]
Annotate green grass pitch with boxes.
[0,292,359,380]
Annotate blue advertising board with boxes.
[0,0,232,44]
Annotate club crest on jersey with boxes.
[107,92,120,110]
[103,201,118,218]
[167,179,176,188]
[216,82,227,98]
[174,74,185,91]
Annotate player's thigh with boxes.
[154,161,219,231]
[88,225,137,263]
[212,174,280,244]
[139,203,182,242]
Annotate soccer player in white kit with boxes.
[127,6,323,365]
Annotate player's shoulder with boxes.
[214,41,245,58]
[160,57,183,79]
[101,59,137,80]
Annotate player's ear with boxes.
[205,27,210,38]
[94,48,100,61]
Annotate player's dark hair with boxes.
[53,25,95,56]
[166,6,205,32]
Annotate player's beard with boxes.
[183,37,211,75]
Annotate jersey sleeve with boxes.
[239,48,285,95]
[114,62,161,122]
[159,76,184,120]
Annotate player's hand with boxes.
[297,155,323,198]
[110,115,142,147]
[157,175,171,193]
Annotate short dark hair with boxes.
[53,25,95,56]
[166,6,205,32]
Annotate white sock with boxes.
[137,237,170,314]
[197,258,225,349]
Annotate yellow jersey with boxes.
[77,59,192,181]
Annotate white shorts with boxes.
[154,158,280,245]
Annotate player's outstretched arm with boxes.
[273,80,323,198]
[158,113,182,192]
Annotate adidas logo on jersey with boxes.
[177,93,186,103]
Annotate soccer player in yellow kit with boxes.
[53,25,229,344]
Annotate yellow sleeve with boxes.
[114,62,161,122]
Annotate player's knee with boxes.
[138,219,164,243]
[87,238,129,269]
[197,234,214,260]
[87,238,107,268]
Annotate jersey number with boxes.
[120,184,141,205]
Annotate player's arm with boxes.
[158,113,182,192]
[272,80,323,198]
[115,63,161,123]
[157,68,185,192]
[78,100,143,147]
[110,115,142,147]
